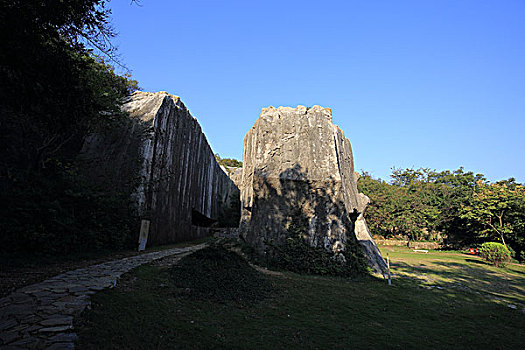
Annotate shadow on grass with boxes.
[508,266,525,276]
[391,258,525,307]
[464,258,488,265]
[77,261,525,350]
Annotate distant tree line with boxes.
[215,154,243,168]
[0,1,139,256]
[358,168,525,261]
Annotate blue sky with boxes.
[108,0,525,183]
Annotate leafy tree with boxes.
[0,0,140,255]
[215,154,243,168]
[359,169,441,242]
[357,173,394,237]
[431,168,485,247]
[1,0,117,57]
[359,167,524,261]
[1,1,138,171]
[460,180,525,249]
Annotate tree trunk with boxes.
[497,212,507,248]
[487,218,507,249]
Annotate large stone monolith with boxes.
[80,91,239,245]
[239,106,386,274]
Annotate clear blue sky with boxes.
[108,0,525,183]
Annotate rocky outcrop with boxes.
[227,167,243,188]
[80,91,239,246]
[239,106,387,274]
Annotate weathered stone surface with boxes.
[0,318,18,331]
[47,333,78,343]
[39,325,73,333]
[0,297,11,308]
[239,106,387,274]
[224,167,243,188]
[40,316,73,327]
[44,341,76,350]
[8,336,40,347]
[80,91,239,245]
[0,330,19,345]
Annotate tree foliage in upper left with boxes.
[0,1,140,256]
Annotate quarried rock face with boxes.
[81,91,239,245]
[226,167,243,188]
[239,106,386,274]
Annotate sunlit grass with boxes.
[380,245,525,307]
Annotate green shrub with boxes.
[169,244,273,304]
[265,209,368,276]
[479,242,511,267]
[266,234,368,276]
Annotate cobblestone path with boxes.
[0,244,206,349]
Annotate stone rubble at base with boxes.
[0,244,205,349]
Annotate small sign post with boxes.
[387,253,392,286]
[138,219,150,252]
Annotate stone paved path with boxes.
[0,244,206,349]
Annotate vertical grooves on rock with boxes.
[83,91,240,245]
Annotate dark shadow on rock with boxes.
[79,92,240,246]
[240,164,377,273]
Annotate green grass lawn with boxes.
[76,245,525,350]
[380,245,525,308]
